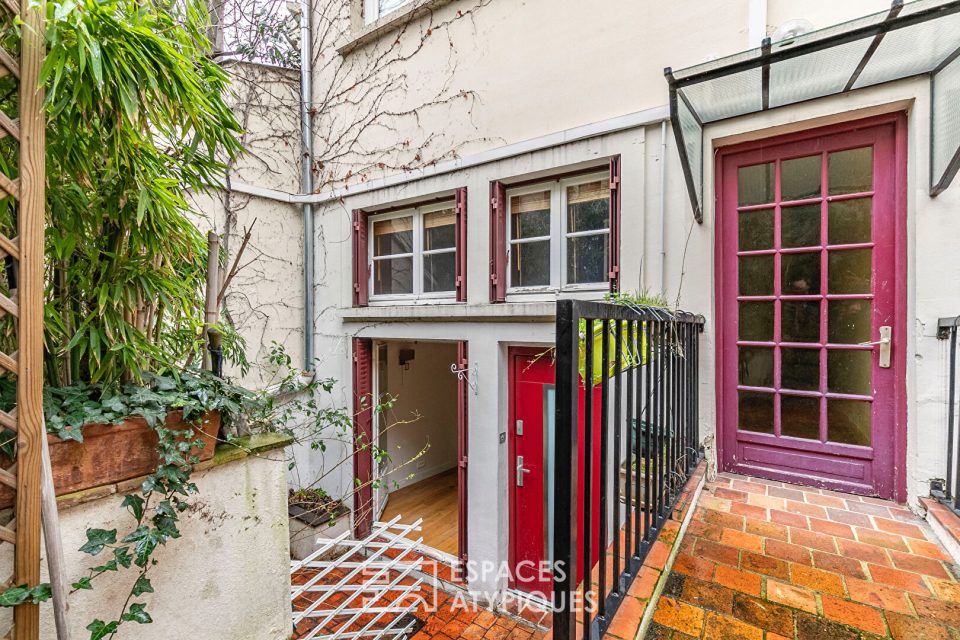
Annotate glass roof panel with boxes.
[676,91,704,207]
[667,0,960,221]
[681,68,763,123]
[933,55,960,188]
[853,9,960,89]
[769,39,872,109]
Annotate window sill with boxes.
[337,0,458,55]
[340,302,558,323]
[505,287,609,304]
[369,296,459,306]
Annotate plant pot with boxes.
[0,409,220,508]
[288,503,351,561]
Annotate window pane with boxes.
[828,147,872,195]
[739,255,774,296]
[781,204,821,248]
[782,301,820,343]
[828,399,871,446]
[781,155,821,201]
[423,252,455,293]
[782,348,820,391]
[781,252,821,295]
[828,349,872,396]
[739,346,774,388]
[781,395,821,440]
[373,256,413,295]
[738,163,775,206]
[566,234,608,285]
[511,240,550,287]
[828,249,871,294]
[739,209,774,251]
[423,209,455,251]
[739,391,774,434]
[378,0,411,17]
[567,182,609,233]
[511,192,551,239]
[739,301,773,341]
[828,300,871,344]
[373,217,413,256]
[828,198,871,245]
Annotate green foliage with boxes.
[0,0,245,386]
[67,410,205,638]
[0,584,52,607]
[0,369,260,458]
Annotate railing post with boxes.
[553,300,579,640]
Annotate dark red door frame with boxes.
[713,112,908,501]
[351,339,469,558]
[352,337,374,538]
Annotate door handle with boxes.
[858,325,892,369]
[516,455,530,487]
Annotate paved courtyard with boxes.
[645,474,960,639]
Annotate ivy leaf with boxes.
[0,584,51,607]
[122,494,145,521]
[121,602,152,624]
[80,528,117,555]
[72,577,93,590]
[114,546,133,569]
[86,619,120,640]
[132,576,153,596]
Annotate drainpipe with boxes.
[300,0,315,371]
[659,120,668,295]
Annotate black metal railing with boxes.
[552,300,703,640]
[933,316,960,513]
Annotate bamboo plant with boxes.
[1,0,244,387]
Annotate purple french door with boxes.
[717,115,906,500]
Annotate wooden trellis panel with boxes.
[0,0,45,636]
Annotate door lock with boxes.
[858,325,892,369]
[516,456,530,487]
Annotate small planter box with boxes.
[0,409,220,508]
[289,503,351,561]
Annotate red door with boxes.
[717,114,906,499]
[509,348,601,596]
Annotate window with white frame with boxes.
[507,173,610,291]
[363,0,412,24]
[369,202,457,299]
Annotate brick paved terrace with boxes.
[644,473,960,640]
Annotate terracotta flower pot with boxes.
[0,409,220,508]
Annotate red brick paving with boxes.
[291,563,547,640]
[642,473,960,639]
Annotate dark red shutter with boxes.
[609,156,622,293]
[456,341,469,569]
[352,337,374,538]
[489,181,507,302]
[455,188,468,302]
[352,210,369,307]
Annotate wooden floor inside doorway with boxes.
[381,468,458,556]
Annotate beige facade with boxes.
[214,0,960,599]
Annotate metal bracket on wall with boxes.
[450,362,479,395]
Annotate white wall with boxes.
[7,452,292,640]
[230,0,960,599]
[379,340,459,489]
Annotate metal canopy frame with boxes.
[665,0,960,222]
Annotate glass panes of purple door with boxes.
[736,147,874,447]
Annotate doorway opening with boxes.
[371,340,464,558]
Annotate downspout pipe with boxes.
[300,0,315,371]
[659,120,667,296]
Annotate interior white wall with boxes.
[378,340,460,490]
